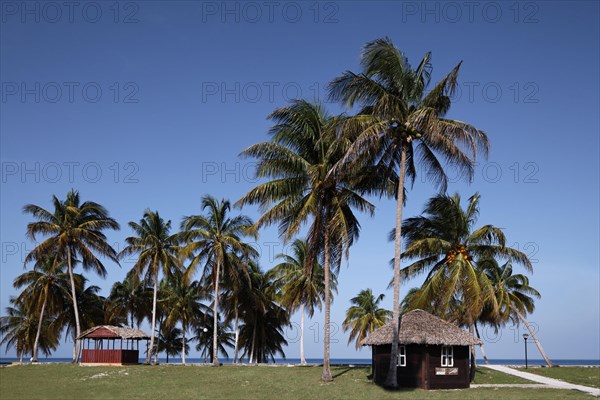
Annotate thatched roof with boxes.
[361,309,481,346]
[78,325,150,340]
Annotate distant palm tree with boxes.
[108,271,152,328]
[162,269,206,365]
[480,259,554,367]
[23,190,120,362]
[193,314,234,363]
[400,193,532,380]
[220,251,254,363]
[180,196,255,366]
[0,298,59,362]
[13,254,70,362]
[55,280,105,360]
[268,239,336,365]
[238,263,289,364]
[237,100,374,380]
[156,325,185,364]
[329,38,489,388]
[119,210,181,364]
[343,289,392,349]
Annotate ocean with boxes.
[1,357,599,366]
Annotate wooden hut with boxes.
[78,326,150,365]
[361,309,481,390]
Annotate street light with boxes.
[523,333,529,369]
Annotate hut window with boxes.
[441,346,454,367]
[397,346,406,367]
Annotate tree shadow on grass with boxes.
[332,367,352,379]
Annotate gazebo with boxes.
[78,325,150,365]
[362,309,481,390]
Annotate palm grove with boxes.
[0,38,552,384]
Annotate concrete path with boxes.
[481,364,600,397]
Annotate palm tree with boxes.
[156,325,185,364]
[0,298,60,362]
[238,263,289,364]
[480,259,554,367]
[268,239,336,365]
[343,289,392,349]
[119,210,181,364]
[108,270,152,328]
[23,190,120,363]
[55,280,105,360]
[220,251,255,363]
[162,269,206,365]
[193,314,234,363]
[180,196,256,367]
[237,100,375,381]
[328,38,489,387]
[400,193,532,380]
[13,253,70,362]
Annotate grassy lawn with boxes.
[518,367,600,389]
[0,364,592,400]
[472,367,532,384]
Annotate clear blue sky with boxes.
[1,1,598,361]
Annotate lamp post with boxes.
[523,333,529,369]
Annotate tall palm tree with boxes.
[23,190,120,363]
[0,298,60,362]
[329,38,489,387]
[237,100,376,381]
[343,289,392,349]
[180,196,256,366]
[480,259,554,367]
[119,210,181,364]
[13,254,70,362]
[162,269,206,365]
[268,239,336,365]
[108,270,152,328]
[400,193,532,380]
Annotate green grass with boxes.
[518,367,600,389]
[472,367,532,384]
[0,364,592,400]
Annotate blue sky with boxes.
[1,1,598,361]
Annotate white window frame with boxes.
[441,345,454,367]
[397,345,406,367]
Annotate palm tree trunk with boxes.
[31,287,48,362]
[321,227,333,382]
[146,273,158,364]
[516,309,554,367]
[474,322,490,365]
[72,336,77,362]
[249,322,256,364]
[385,144,407,389]
[66,247,82,364]
[212,258,221,367]
[181,324,186,365]
[300,303,307,365]
[233,305,239,364]
[468,322,477,382]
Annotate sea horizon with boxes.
[2,357,599,366]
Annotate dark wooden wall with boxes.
[425,345,470,389]
[371,344,470,390]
